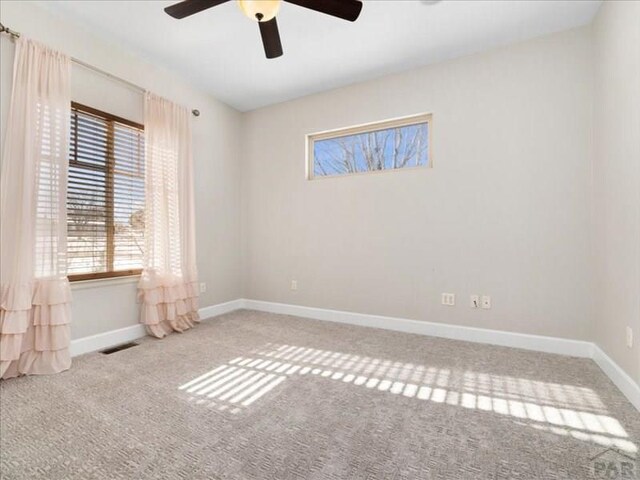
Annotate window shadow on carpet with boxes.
[178,342,637,455]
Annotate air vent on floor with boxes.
[100,342,139,355]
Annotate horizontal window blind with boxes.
[67,102,145,281]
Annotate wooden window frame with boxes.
[306,113,432,180]
[68,102,144,282]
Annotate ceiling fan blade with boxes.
[164,0,230,19]
[284,0,362,22]
[258,18,283,59]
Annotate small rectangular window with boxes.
[67,103,145,281]
[307,113,431,179]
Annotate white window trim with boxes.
[306,112,433,180]
[70,274,140,291]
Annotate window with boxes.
[67,103,145,281]
[307,113,431,179]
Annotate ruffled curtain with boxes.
[0,39,72,378]
[138,93,199,338]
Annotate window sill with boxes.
[70,275,140,291]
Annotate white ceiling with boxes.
[37,0,602,111]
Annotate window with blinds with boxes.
[67,102,145,281]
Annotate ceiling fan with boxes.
[164,0,363,59]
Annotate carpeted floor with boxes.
[1,310,639,479]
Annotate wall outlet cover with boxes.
[441,293,455,306]
[481,295,491,309]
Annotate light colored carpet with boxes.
[1,310,639,479]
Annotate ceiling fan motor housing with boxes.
[238,0,281,22]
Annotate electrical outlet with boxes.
[441,293,455,306]
[291,280,298,291]
[470,295,480,308]
[481,295,491,309]
[199,282,207,293]
[626,327,633,348]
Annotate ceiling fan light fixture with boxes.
[238,0,281,22]
[165,0,363,59]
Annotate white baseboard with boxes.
[592,345,640,411]
[242,299,594,358]
[70,324,147,357]
[70,299,244,357]
[69,297,639,412]
[199,299,245,320]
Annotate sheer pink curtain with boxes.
[0,39,72,378]
[138,93,199,337]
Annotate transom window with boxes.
[67,103,145,281]
[307,113,431,179]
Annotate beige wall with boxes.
[593,0,640,383]
[0,1,243,339]
[2,1,638,386]
[241,27,595,341]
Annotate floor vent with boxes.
[100,342,139,355]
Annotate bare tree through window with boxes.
[308,114,431,178]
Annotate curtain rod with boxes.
[0,22,201,117]
[0,23,19,39]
